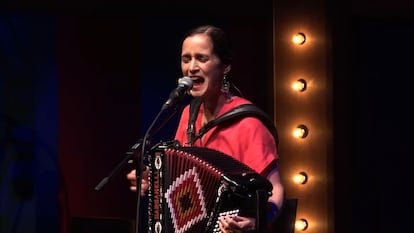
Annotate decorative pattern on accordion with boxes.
[165,166,208,233]
[147,144,259,233]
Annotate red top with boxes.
[174,96,278,176]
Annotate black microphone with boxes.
[162,76,193,110]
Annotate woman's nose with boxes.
[188,60,199,71]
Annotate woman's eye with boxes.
[181,56,190,63]
[197,55,209,63]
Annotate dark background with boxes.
[1,2,273,233]
[1,0,414,233]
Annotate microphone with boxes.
[162,76,193,110]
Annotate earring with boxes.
[221,75,230,94]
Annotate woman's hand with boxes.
[218,215,256,233]
[126,168,149,197]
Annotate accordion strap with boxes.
[187,98,279,146]
[186,98,202,146]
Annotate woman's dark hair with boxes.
[183,25,232,66]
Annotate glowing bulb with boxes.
[293,125,309,138]
[292,79,307,92]
[292,32,306,45]
[293,172,308,184]
[295,219,309,231]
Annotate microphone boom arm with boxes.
[94,140,143,191]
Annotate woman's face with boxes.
[181,34,228,99]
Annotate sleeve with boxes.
[239,117,279,176]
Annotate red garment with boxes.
[174,96,278,176]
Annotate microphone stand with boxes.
[94,81,189,233]
[134,102,184,233]
[94,100,182,192]
[94,140,143,191]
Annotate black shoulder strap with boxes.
[189,103,279,146]
[186,98,202,145]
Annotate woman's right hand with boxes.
[126,168,149,197]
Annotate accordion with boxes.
[146,141,273,233]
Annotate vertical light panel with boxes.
[273,0,333,233]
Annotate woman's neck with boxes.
[202,93,229,125]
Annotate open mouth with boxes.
[191,77,204,86]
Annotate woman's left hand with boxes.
[218,215,256,233]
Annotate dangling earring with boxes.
[221,75,230,94]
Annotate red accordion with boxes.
[147,141,272,233]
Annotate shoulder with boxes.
[229,96,252,105]
[182,104,191,113]
[223,97,270,131]
[220,96,252,113]
[177,104,191,123]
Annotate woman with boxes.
[127,25,284,233]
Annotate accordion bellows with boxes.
[147,141,272,233]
